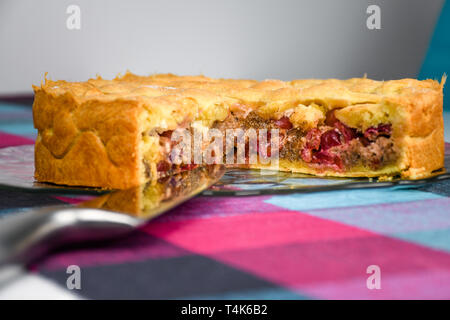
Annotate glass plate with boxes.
[0,145,449,196]
[204,144,450,195]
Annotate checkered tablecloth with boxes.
[1,102,450,299]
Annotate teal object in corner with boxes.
[420,0,450,111]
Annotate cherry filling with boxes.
[364,124,391,141]
[237,115,292,163]
[301,124,356,170]
[320,129,341,150]
[300,114,393,171]
[248,116,292,161]
[154,109,394,173]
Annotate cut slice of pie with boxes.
[32,73,445,189]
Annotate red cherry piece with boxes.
[301,148,313,162]
[312,151,344,170]
[364,124,392,141]
[274,116,293,129]
[305,128,322,150]
[320,129,341,150]
[335,122,357,143]
[157,160,171,172]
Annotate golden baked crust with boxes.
[32,73,445,188]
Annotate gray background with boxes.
[0,0,444,94]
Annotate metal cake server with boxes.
[0,165,225,269]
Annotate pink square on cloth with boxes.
[0,131,34,148]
